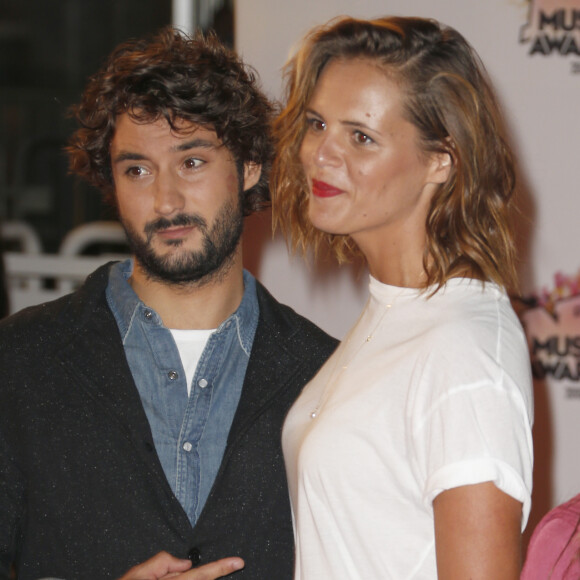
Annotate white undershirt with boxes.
[170,328,215,396]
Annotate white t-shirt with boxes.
[170,328,214,396]
[282,276,534,580]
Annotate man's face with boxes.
[110,114,260,285]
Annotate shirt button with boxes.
[188,547,201,565]
[183,442,192,452]
[168,370,179,380]
[198,378,208,389]
[143,309,153,320]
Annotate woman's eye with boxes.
[306,117,325,132]
[354,131,373,145]
[184,158,204,169]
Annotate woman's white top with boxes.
[282,276,533,579]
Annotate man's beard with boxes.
[121,196,244,286]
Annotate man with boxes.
[0,28,336,580]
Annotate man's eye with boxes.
[184,158,204,169]
[126,166,147,177]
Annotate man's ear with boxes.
[243,162,262,191]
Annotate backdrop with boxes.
[235,0,580,542]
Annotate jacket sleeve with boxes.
[0,423,25,576]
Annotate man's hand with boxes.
[118,551,245,579]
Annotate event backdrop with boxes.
[235,0,580,541]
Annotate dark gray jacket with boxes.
[0,263,337,580]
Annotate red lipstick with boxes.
[311,179,343,198]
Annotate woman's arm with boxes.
[433,481,522,580]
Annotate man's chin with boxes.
[139,263,205,285]
[134,251,229,286]
[140,245,197,268]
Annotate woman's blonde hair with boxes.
[271,16,518,290]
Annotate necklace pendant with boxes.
[307,299,396,423]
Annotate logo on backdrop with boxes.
[519,0,580,72]
[520,270,580,396]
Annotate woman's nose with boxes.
[312,133,341,167]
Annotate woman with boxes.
[521,493,580,579]
[271,16,534,579]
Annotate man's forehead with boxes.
[166,115,218,138]
[112,112,223,147]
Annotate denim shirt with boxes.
[106,259,259,526]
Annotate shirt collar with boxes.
[106,258,259,355]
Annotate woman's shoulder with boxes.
[406,278,531,399]
[419,278,520,342]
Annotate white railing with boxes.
[2,221,128,315]
[4,252,121,314]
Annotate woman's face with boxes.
[299,58,448,254]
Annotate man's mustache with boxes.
[144,213,207,243]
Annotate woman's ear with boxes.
[243,162,262,191]
[428,151,452,185]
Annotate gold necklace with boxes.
[309,298,396,419]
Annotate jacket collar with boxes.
[51,264,308,457]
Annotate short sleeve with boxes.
[407,299,534,529]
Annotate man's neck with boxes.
[128,253,245,330]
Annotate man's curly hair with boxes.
[67,26,274,216]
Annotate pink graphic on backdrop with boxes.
[521,270,580,384]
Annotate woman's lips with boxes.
[311,179,343,198]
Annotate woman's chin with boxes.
[309,217,343,236]
[308,208,346,236]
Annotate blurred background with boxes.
[0,0,232,253]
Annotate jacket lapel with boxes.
[226,283,304,445]
[52,265,179,495]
